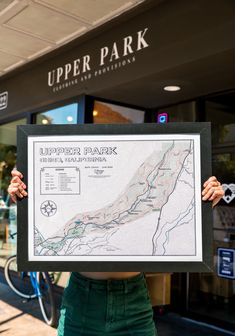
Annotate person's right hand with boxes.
[7,169,27,203]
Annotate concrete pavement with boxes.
[0,280,57,336]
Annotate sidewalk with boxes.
[0,280,57,336]
[0,272,234,336]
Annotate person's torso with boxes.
[79,272,141,280]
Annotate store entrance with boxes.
[188,151,235,330]
[187,91,235,331]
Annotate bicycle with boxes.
[4,234,57,327]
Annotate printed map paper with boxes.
[28,134,202,262]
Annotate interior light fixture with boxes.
[163,85,181,92]
[42,119,48,124]
[67,116,73,122]
[93,110,98,117]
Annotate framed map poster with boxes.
[17,123,213,272]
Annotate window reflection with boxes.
[93,101,145,124]
[212,153,235,183]
[158,101,196,122]
[206,100,235,145]
[0,118,26,261]
[36,103,78,125]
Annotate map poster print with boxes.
[17,123,213,272]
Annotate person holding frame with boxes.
[8,170,224,336]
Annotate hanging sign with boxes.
[222,184,235,204]
[0,91,8,110]
[217,248,235,279]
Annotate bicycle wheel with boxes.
[37,272,57,327]
[4,255,36,299]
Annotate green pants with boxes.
[58,272,157,336]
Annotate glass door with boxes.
[0,118,26,264]
[188,94,235,331]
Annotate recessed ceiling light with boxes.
[67,116,73,122]
[42,119,48,124]
[163,85,181,92]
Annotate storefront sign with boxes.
[47,28,149,93]
[217,248,235,279]
[0,91,8,110]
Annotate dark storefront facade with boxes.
[0,0,234,332]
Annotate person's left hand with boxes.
[202,176,224,207]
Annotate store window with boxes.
[158,101,197,122]
[188,94,235,330]
[206,100,235,146]
[92,101,145,124]
[0,118,27,264]
[36,103,78,124]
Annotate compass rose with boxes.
[40,200,57,217]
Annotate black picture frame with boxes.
[17,122,213,272]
